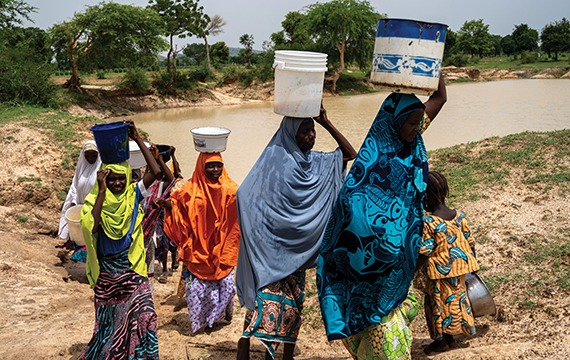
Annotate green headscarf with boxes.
[80,161,147,287]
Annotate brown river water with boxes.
[128,79,570,184]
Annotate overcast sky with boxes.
[23,0,570,49]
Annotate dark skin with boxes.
[295,104,357,167]
[84,150,99,165]
[91,121,162,234]
[239,106,357,360]
[205,161,223,182]
[398,74,447,144]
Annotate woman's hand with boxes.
[126,120,141,141]
[149,143,160,160]
[313,103,330,127]
[154,198,172,210]
[97,169,109,193]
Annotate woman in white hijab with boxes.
[57,140,101,243]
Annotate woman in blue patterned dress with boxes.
[317,75,446,360]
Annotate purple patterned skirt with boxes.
[81,250,159,359]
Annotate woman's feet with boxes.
[424,334,456,354]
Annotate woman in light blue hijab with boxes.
[236,107,356,360]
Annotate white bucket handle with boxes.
[273,60,285,70]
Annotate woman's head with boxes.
[295,118,316,152]
[425,171,449,212]
[83,141,99,164]
[205,161,223,182]
[382,93,425,144]
[102,162,131,194]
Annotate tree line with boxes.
[1,0,569,107]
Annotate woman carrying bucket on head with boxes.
[56,140,101,261]
[157,127,240,334]
[80,121,162,359]
[317,74,447,360]
[235,100,357,359]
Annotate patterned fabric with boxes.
[420,211,479,339]
[80,250,158,360]
[184,269,236,333]
[343,288,418,360]
[318,93,428,340]
[242,270,306,359]
[236,117,344,310]
[424,275,476,339]
[420,211,479,279]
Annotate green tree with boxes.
[203,14,226,70]
[0,0,35,29]
[239,33,254,67]
[303,0,379,92]
[182,42,206,65]
[511,24,539,53]
[148,0,209,74]
[271,11,312,50]
[51,2,166,88]
[210,41,229,65]
[501,35,516,56]
[456,19,495,57]
[0,26,50,62]
[541,18,570,61]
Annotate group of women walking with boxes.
[65,73,481,359]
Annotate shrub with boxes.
[521,51,538,64]
[0,47,60,107]
[444,54,469,67]
[118,68,150,92]
[96,70,106,79]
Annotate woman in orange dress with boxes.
[158,152,239,333]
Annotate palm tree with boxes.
[239,33,254,67]
[203,15,226,70]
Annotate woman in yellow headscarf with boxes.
[159,152,240,333]
[80,122,162,360]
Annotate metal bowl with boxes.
[465,272,496,317]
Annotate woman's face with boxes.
[84,150,98,164]
[398,109,424,143]
[295,121,316,152]
[205,162,223,182]
[106,171,127,194]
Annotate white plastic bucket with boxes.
[370,18,448,95]
[273,50,328,117]
[191,127,231,153]
[65,204,85,247]
[128,141,150,169]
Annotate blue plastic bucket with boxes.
[90,121,129,164]
[370,18,448,95]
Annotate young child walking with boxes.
[419,171,480,354]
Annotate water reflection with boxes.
[128,79,570,184]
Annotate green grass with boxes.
[429,130,570,203]
[473,53,570,71]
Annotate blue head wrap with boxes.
[317,93,428,339]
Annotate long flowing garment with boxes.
[80,250,159,360]
[420,211,479,339]
[164,152,240,333]
[81,162,158,359]
[317,94,429,358]
[142,179,177,281]
[236,117,344,356]
[58,140,101,261]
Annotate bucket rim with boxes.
[378,17,448,28]
[90,121,129,131]
[191,126,231,137]
[274,50,328,58]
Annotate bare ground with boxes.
[1,94,569,359]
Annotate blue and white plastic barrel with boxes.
[370,18,447,95]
